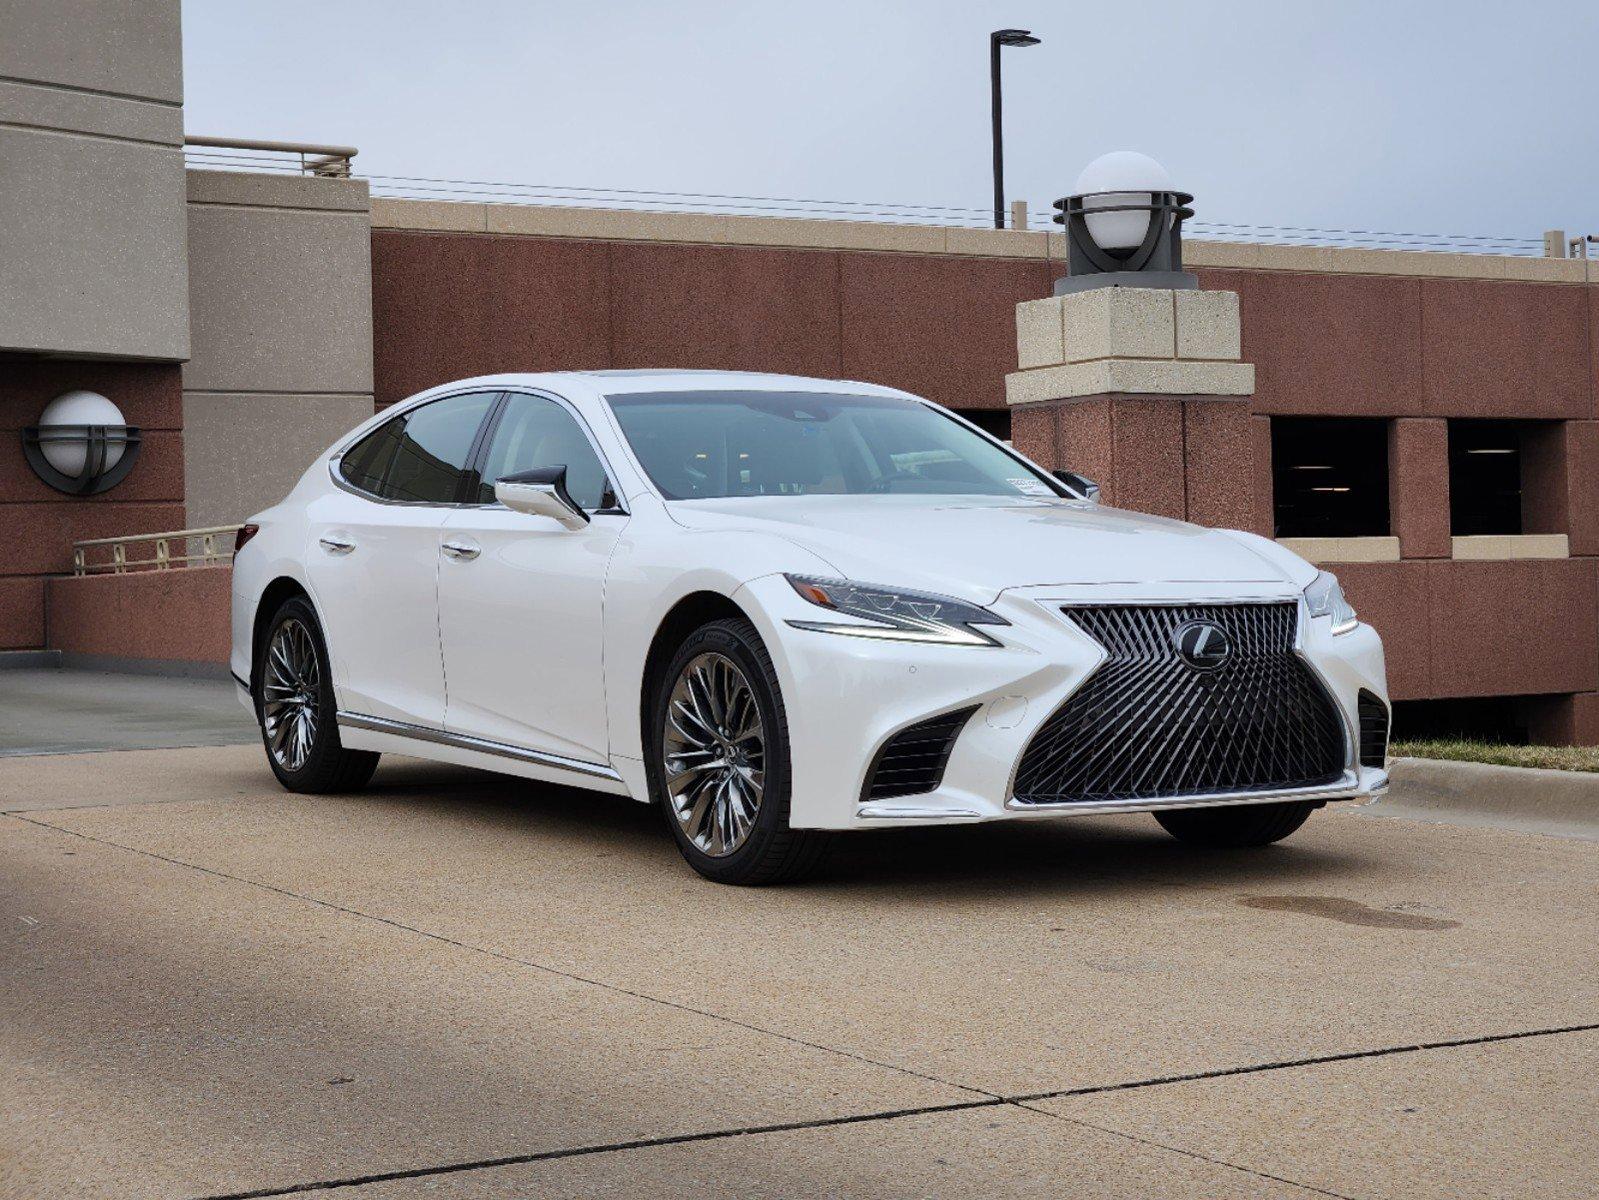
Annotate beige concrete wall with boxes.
[0,0,189,360]
[182,170,374,527]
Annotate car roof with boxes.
[408,369,921,401]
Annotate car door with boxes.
[307,390,499,727]
[437,390,627,765]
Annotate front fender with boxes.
[600,505,837,793]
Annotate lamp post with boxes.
[990,28,1040,229]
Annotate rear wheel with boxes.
[1154,800,1315,847]
[647,617,828,885]
[255,596,379,793]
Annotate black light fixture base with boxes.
[1053,270,1199,296]
[1051,188,1197,292]
[21,424,142,495]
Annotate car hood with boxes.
[666,495,1307,602]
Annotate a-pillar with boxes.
[1006,287,1259,530]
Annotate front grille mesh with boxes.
[1012,603,1346,805]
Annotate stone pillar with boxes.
[1006,288,1255,526]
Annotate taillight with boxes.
[234,524,260,554]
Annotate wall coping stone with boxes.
[188,169,370,214]
[1278,536,1403,564]
[1450,534,1572,560]
[369,197,1599,284]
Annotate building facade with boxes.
[3,0,1596,744]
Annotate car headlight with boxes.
[784,574,1010,647]
[1304,570,1358,635]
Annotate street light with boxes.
[990,28,1041,229]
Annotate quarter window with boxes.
[478,394,610,509]
[339,417,404,496]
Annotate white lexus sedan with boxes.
[231,370,1390,884]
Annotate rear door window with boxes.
[340,392,498,503]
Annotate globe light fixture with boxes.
[1051,150,1198,295]
[22,390,142,495]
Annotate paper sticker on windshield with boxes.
[1008,477,1052,496]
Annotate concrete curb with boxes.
[1366,756,1599,840]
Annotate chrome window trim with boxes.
[336,711,622,782]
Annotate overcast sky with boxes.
[182,1,1598,252]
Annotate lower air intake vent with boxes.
[864,706,977,801]
[1012,603,1347,805]
[1358,689,1389,768]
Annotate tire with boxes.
[254,595,379,794]
[1154,800,1315,847]
[646,616,829,885]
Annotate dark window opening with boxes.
[1271,417,1390,538]
[1448,420,1523,535]
[1388,693,1592,746]
[1391,697,1532,744]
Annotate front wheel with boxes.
[255,596,379,793]
[647,617,828,885]
[1154,800,1315,847]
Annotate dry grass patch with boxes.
[1392,739,1599,774]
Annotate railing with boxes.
[181,134,1554,256]
[184,135,357,178]
[73,526,243,576]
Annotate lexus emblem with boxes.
[1174,620,1231,671]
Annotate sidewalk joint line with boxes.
[187,1099,1007,1200]
[1011,1020,1599,1103]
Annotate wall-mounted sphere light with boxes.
[22,391,142,495]
[1052,151,1198,295]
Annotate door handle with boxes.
[318,533,356,555]
[441,539,481,562]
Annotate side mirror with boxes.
[494,466,590,530]
[1052,468,1101,502]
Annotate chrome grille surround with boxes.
[1010,601,1348,806]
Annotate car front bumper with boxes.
[736,574,1391,831]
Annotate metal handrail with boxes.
[72,525,243,576]
[184,135,357,178]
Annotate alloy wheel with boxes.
[662,651,766,857]
[262,618,321,772]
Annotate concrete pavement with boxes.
[2,744,1595,1198]
[0,668,254,757]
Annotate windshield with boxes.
[606,390,1063,501]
